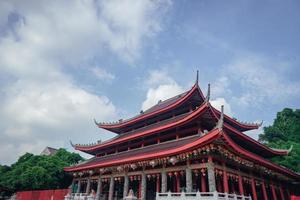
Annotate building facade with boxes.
[65,73,300,200]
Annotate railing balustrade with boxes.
[65,193,96,200]
[156,191,252,200]
[65,191,252,200]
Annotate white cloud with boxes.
[91,67,115,81]
[145,69,175,86]
[211,76,231,98]
[210,97,233,116]
[142,83,184,111]
[245,126,263,140]
[0,0,172,164]
[212,55,300,107]
[141,69,184,110]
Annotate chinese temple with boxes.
[65,72,300,200]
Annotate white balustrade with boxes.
[156,191,252,200]
[65,193,96,200]
[67,191,252,200]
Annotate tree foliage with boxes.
[259,108,300,172]
[0,148,83,194]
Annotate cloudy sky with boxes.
[0,0,299,165]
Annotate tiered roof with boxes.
[66,72,298,180]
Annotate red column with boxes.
[156,176,160,193]
[176,175,180,192]
[238,175,244,195]
[172,176,176,192]
[279,186,285,200]
[201,174,207,192]
[261,181,268,200]
[223,170,229,193]
[217,177,222,192]
[251,177,258,200]
[271,185,278,200]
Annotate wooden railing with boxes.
[156,191,252,200]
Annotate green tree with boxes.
[0,148,84,194]
[259,108,300,172]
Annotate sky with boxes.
[0,0,299,165]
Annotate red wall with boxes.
[16,189,69,200]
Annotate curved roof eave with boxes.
[97,83,205,132]
[64,128,221,172]
[221,131,300,179]
[224,124,289,157]
[207,104,286,157]
[211,107,260,131]
[74,102,210,153]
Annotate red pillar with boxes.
[238,175,244,195]
[279,186,285,200]
[172,176,176,192]
[271,185,278,200]
[217,177,222,192]
[261,181,268,200]
[251,177,258,200]
[156,176,160,193]
[223,171,229,193]
[201,174,207,192]
[176,175,180,192]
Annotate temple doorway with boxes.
[113,178,124,200]
[146,175,157,200]
[129,177,140,198]
[101,181,110,200]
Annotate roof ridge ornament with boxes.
[215,105,224,130]
[258,120,263,127]
[93,118,99,126]
[195,70,199,85]
[287,145,293,154]
[205,83,210,102]
[70,140,75,148]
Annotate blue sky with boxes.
[0,0,299,164]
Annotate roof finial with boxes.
[195,70,199,85]
[287,145,293,154]
[205,83,210,102]
[93,118,99,126]
[216,105,224,130]
[69,140,75,148]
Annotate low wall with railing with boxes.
[156,191,252,200]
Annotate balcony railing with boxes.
[156,191,252,200]
[65,191,252,200]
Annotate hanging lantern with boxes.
[130,164,137,170]
[73,173,77,177]
[147,174,152,179]
[149,160,157,167]
[78,172,83,177]
[89,170,93,175]
[193,150,198,156]
[117,166,123,172]
[169,156,178,165]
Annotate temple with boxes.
[64,72,300,200]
